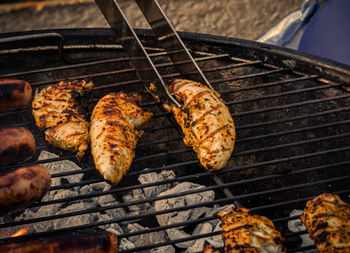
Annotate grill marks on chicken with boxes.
[300,193,350,252]
[167,79,235,171]
[90,92,153,184]
[32,79,94,159]
[217,208,286,253]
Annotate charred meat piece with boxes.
[217,208,286,253]
[32,79,94,159]
[90,92,153,184]
[166,79,235,171]
[203,243,222,253]
[0,228,118,253]
[300,193,350,252]
[0,164,51,217]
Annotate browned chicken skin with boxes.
[300,193,350,252]
[203,243,221,253]
[217,208,286,253]
[90,92,153,184]
[166,79,236,171]
[32,79,94,159]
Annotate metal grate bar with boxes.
[3,187,348,250]
[226,82,345,106]
[210,68,286,84]
[232,94,350,117]
[37,160,349,208]
[142,106,350,133]
[20,105,350,155]
[128,146,349,177]
[237,106,350,130]
[219,75,318,95]
[232,132,349,157]
[121,230,222,253]
[2,169,348,229]
[22,161,346,241]
[132,119,349,163]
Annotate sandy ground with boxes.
[0,0,304,40]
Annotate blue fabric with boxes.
[258,0,320,49]
[298,0,350,65]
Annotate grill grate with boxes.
[0,29,349,252]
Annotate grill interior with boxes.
[0,29,349,252]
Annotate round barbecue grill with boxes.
[0,28,349,252]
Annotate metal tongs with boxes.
[95,0,215,107]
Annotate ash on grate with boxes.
[128,223,175,253]
[288,209,316,253]
[0,151,126,239]
[122,169,177,216]
[125,169,235,252]
[38,150,83,186]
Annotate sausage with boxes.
[0,164,51,217]
[0,127,36,166]
[0,228,118,253]
[0,79,32,112]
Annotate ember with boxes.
[10,227,28,237]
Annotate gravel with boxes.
[0,0,304,40]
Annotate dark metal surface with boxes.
[0,29,349,252]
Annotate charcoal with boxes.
[138,169,176,198]
[128,223,175,253]
[185,223,212,253]
[38,151,83,186]
[123,188,151,216]
[288,209,316,252]
[155,182,214,227]
[166,228,193,248]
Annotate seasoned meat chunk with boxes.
[32,79,93,159]
[217,208,286,253]
[300,193,350,252]
[166,79,235,171]
[90,92,152,184]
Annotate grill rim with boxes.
[1,28,350,83]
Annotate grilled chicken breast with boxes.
[300,193,350,252]
[32,79,94,159]
[217,208,286,253]
[90,92,153,184]
[165,79,236,171]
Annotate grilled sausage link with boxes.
[166,79,236,171]
[300,193,350,252]
[0,228,118,253]
[0,79,32,112]
[0,165,51,217]
[0,127,36,166]
[90,92,153,184]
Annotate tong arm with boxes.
[95,0,181,107]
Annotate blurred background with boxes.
[0,0,304,40]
